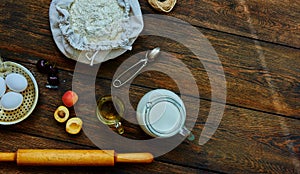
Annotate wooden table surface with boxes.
[0,0,299,173]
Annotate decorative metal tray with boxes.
[0,61,38,125]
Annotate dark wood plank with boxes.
[139,0,300,48]
[1,62,298,173]
[3,0,295,48]
[0,1,299,173]
[1,1,299,117]
[0,132,210,174]
[1,163,208,174]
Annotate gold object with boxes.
[0,60,38,125]
[96,95,125,134]
[65,117,83,134]
[54,106,70,123]
[148,0,177,13]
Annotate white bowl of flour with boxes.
[49,0,143,65]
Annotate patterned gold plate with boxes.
[0,61,38,125]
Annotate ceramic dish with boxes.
[0,62,39,125]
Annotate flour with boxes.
[69,0,126,44]
[52,0,143,64]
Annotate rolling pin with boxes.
[0,149,153,166]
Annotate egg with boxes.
[0,91,23,111]
[0,77,6,97]
[5,73,28,92]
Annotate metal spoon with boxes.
[113,47,161,88]
[146,47,160,62]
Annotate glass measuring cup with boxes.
[96,95,125,134]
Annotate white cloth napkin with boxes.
[49,0,143,65]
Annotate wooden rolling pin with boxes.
[0,149,153,166]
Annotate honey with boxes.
[96,95,124,134]
[99,100,119,121]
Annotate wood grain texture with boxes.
[3,0,299,49]
[139,0,300,48]
[0,62,298,173]
[0,132,209,174]
[0,1,299,117]
[0,0,299,173]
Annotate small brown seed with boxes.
[54,106,69,123]
[58,110,65,118]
